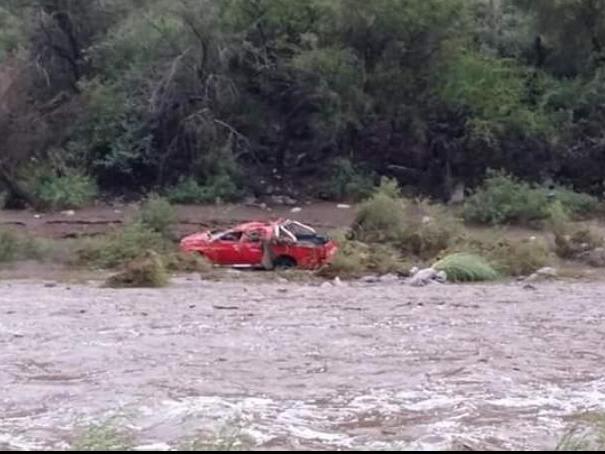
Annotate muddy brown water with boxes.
[1,277,605,450]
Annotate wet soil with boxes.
[0,203,355,239]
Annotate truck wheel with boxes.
[273,256,297,269]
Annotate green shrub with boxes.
[166,175,240,204]
[34,173,98,210]
[0,191,7,209]
[320,158,374,201]
[433,252,499,282]
[137,195,176,238]
[464,172,549,225]
[552,186,598,219]
[464,172,599,225]
[105,250,169,288]
[78,223,169,269]
[352,179,406,242]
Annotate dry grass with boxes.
[164,251,213,273]
[105,250,169,288]
[317,236,410,279]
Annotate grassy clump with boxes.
[488,238,551,276]
[70,421,134,451]
[164,251,213,273]
[555,228,604,259]
[317,235,409,279]
[105,250,168,288]
[556,413,605,451]
[433,252,499,282]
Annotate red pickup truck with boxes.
[180,219,338,270]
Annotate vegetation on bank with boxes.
[1,176,604,285]
[3,1,605,208]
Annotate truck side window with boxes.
[220,231,243,242]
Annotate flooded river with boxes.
[1,277,604,450]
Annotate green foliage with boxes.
[78,223,170,269]
[321,158,374,201]
[556,413,605,451]
[547,201,572,237]
[137,195,176,238]
[0,191,7,209]
[34,174,98,211]
[69,79,149,179]
[441,52,551,136]
[433,252,499,282]
[4,0,605,206]
[166,176,240,205]
[464,172,550,225]
[179,419,253,452]
[71,421,134,451]
[551,186,598,218]
[352,179,405,242]
[465,172,599,226]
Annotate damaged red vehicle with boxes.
[180,219,338,270]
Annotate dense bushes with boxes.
[464,172,598,225]
[4,0,605,206]
[34,174,98,211]
[166,177,240,205]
